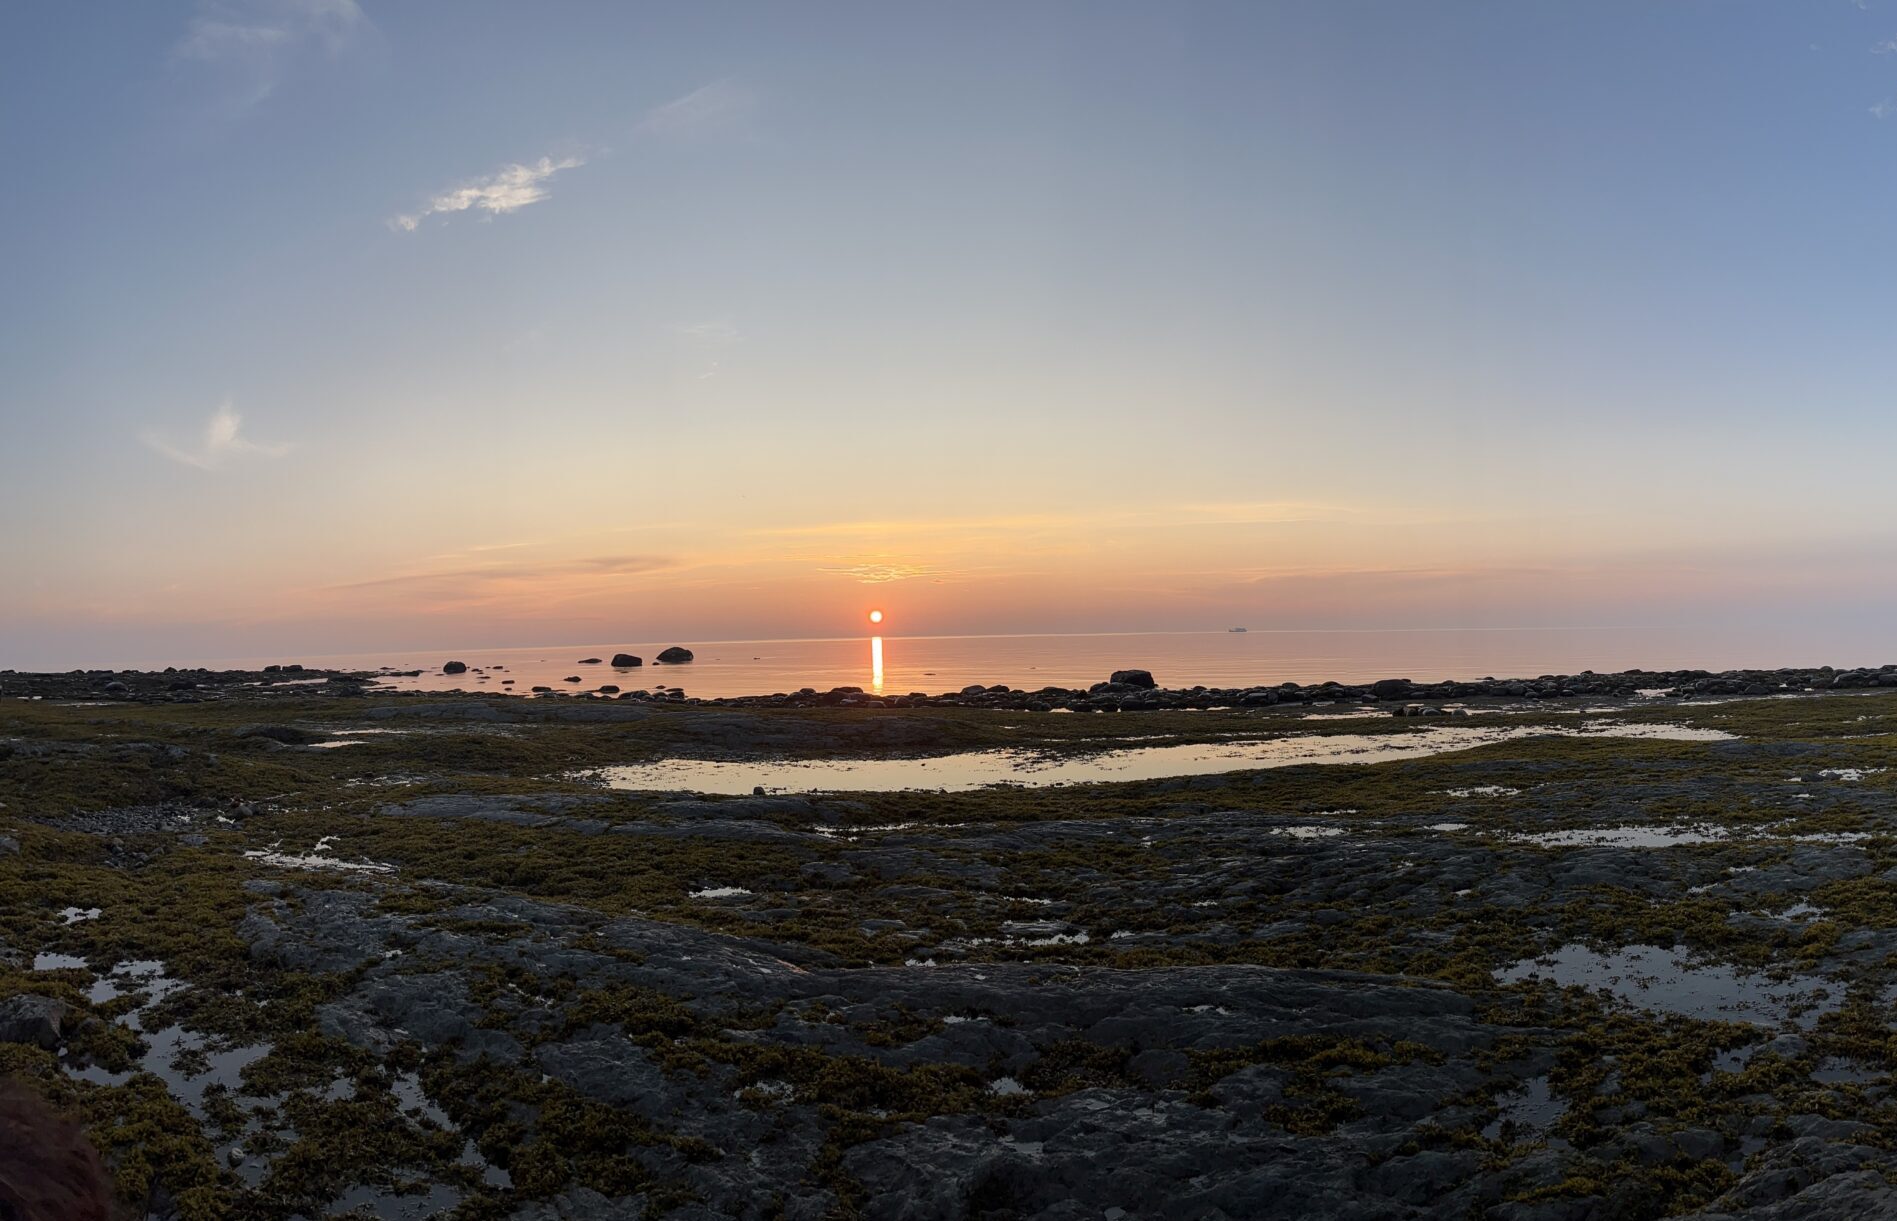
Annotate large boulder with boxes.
[657,647,695,664]
[0,995,72,1050]
[1109,669,1156,689]
[611,653,643,667]
[1371,678,1414,699]
[442,660,468,674]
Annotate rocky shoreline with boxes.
[6,662,1895,712]
[6,677,1897,1217]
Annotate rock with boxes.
[0,995,72,1049]
[0,835,17,856]
[1109,669,1156,689]
[442,660,468,674]
[657,647,695,664]
[1371,678,1414,699]
[577,657,603,665]
[238,724,320,745]
[599,685,620,694]
[611,654,643,667]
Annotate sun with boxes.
[868,609,884,625]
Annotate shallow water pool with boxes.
[591,721,1736,794]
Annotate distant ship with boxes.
[1228,626,1248,633]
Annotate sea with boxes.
[206,625,1892,701]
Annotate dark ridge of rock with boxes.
[577,657,603,664]
[236,724,320,745]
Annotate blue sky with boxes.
[5,2,1897,666]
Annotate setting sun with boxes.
[868,609,884,624]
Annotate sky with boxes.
[5,1,1897,668]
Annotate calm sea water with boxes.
[215,626,1890,700]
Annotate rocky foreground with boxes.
[4,676,1897,1218]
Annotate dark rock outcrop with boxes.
[657,647,695,664]
[0,995,72,1049]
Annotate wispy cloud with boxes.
[818,560,961,584]
[335,554,676,594]
[673,320,740,379]
[754,502,1381,541]
[1874,97,1896,120]
[638,79,756,139]
[144,402,290,470]
[174,0,370,112]
[392,155,585,232]
[1876,39,1897,53]
[322,554,679,613]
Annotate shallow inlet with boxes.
[591,721,1734,794]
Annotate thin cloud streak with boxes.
[173,0,370,112]
[143,402,290,471]
[332,554,679,595]
[638,80,756,138]
[392,155,585,232]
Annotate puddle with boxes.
[1512,824,1728,849]
[1496,944,1838,1027]
[988,1076,1029,1096]
[689,886,752,900]
[588,722,1736,794]
[1425,822,1470,833]
[1482,1074,1564,1142]
[49,958,506,1209]
[1811,1058,1881,1085]
[329,1182,462,1220]
[1446,786,1520,798]
[1818,768,1884,782]
[59,907,102,924]
[1515,824,1875,850]
[243,836,396,875]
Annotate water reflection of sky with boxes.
[592,722,1733,795]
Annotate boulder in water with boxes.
[1110,669,1156,689]
[442,660,468,674]
[657,647,695,664]
[611,653,642,667]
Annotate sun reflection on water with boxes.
[870,636,884,694]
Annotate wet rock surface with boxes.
[5,679,1897,1217]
